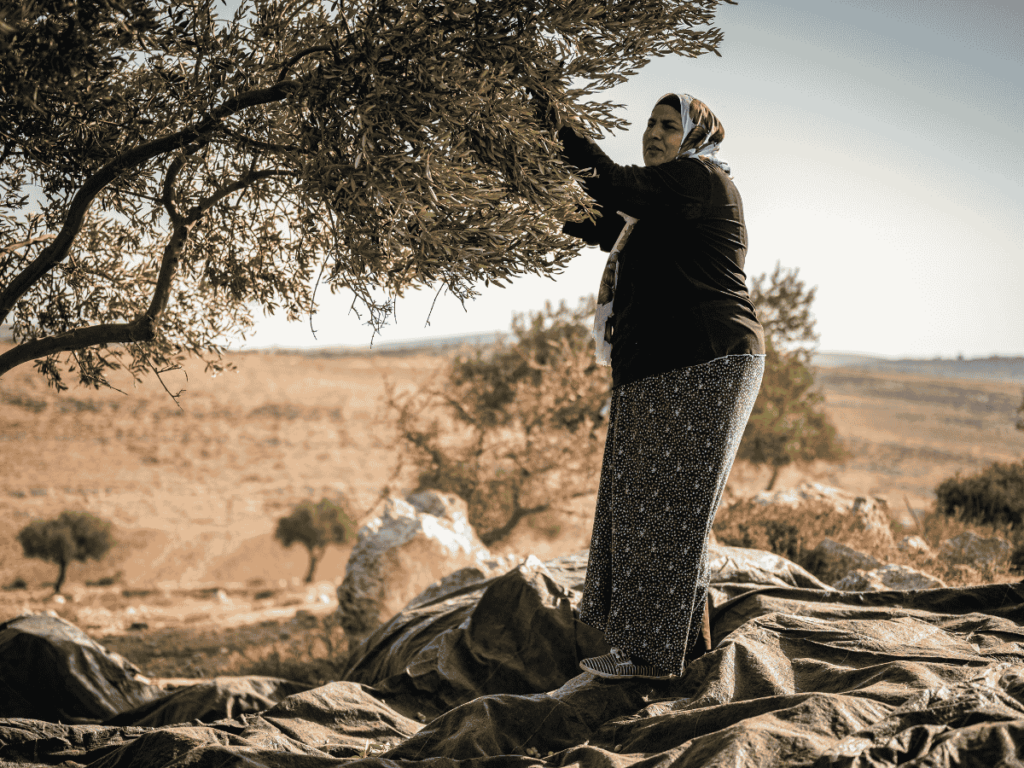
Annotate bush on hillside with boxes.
[934,460,1024,527]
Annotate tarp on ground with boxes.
[0,613,163,722]
[2,548,1024,767]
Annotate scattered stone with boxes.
[940,531,1012,568]
[832,564,945,592]
[336,491,495,641]
[897,535,932,557]
[805,538,883,584]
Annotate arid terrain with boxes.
[1,343,1022,680]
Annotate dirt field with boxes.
[1,344,1022,679]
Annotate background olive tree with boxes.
[274,497,355,583]
[17,510,114,593]
[0,0,733,392]
[737,262,847,490]
[389,298,609,544]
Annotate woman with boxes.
[558,94,766,679]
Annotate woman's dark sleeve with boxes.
[562,205,627,251]
[558,126,707,220]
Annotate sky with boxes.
[241,0,1024,358]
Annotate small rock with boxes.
[940,531,1012,568]
[897,535,932,556]
[51,594,66,605]
[215,589,231,604]
[336,491,494,641]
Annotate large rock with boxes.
[805,537,883,584]
[831,564,946,592]
[335,491,503,640]
[707,542,829,590]
[0,613,163,721]
[754,482,896,546]
[940,531,1013,568]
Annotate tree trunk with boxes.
[54,559,68,594]
[765,465,781,491]
[304,548,321,584]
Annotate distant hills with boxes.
[812,352,1024,384]
[3,323,1022,383]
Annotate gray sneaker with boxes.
[579,647,674,680]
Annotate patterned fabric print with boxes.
[579,354,765,676]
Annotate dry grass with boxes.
[713,496,1021,588]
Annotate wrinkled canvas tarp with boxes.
[2,548,1024,767]
[0,613,163,722]
[105,676,315,727]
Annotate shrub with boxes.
[17,510,114,593]
[713,497,876,573]
[934,460,1024,527]
[275,498,356,583]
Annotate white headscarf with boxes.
[592,93,731,365]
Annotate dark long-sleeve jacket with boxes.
[559,127,766,389]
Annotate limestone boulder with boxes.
[335,491,506,640]
[832,564,946,592]
[754,483,895,547]
[940,531,1012,568]
[805,538,883,584]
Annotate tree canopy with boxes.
[0,0,733,391]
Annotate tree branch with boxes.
[0,217,192,378]
[0,234,56,256]
[0,80,300,327]
[278,45,332,82]
[0,321,158,378]
[185,168,295,223]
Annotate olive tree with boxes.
[275,497,355,582]
[389,298,609,544]
[17,510,114,593]
[0,0,732,392]
[737,263,847,490]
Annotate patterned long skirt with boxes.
[579,354,765,676]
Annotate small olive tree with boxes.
[275,497,355,583]
[17,510,114,593]
[389,298,610,544]
[737,263,847,489]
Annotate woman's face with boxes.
[642,104,685,167]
